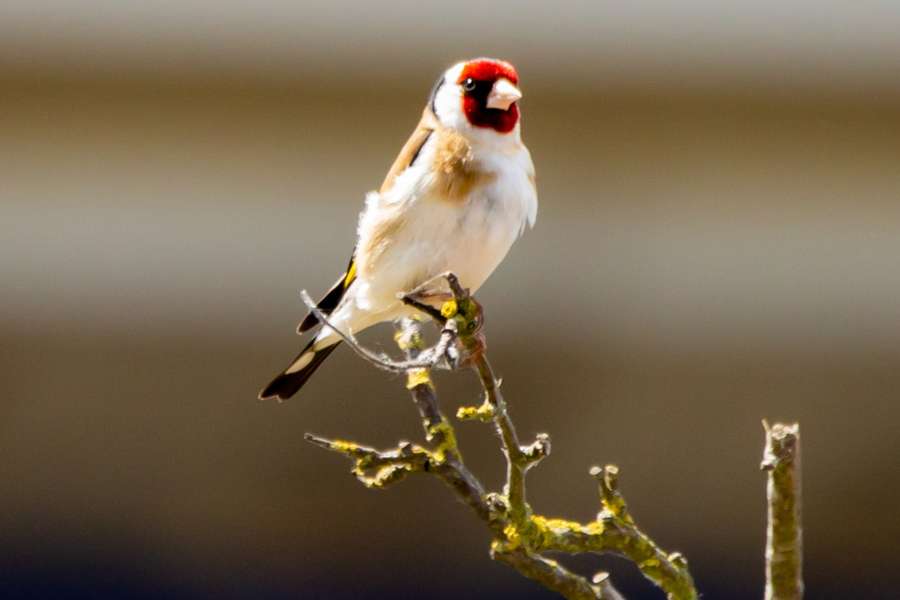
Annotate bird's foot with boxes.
[401,272,485,368]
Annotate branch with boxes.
[303,273,698,600]
[303,433,430,489]
[299,290,458,373]
[761,421,803,600]
[445,285,694,599]
[395,319,493,523]
[493,548,623,600]
[472,352,533,520]
[513,465,696,599]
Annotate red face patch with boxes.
[456,59,520,134]
[457,59,519,87]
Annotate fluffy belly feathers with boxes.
[354,185,524,313]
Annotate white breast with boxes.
[352,128,537,315]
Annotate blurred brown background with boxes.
[1,2,898,599]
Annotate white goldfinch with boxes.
[260,58,537,401]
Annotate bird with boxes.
[259,58,538,401]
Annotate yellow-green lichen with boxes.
[456,402,495,422]
[440,299,458,319]
[584,520,605,536]
[353,462,414,489]
[445,298,481,337]
[529,514,606,551]
[490,538,515,555]
[601,495,629,521]
[406,368,433,390]
[502,523,522,549]
[531,515,582,532]
[331,440,358,453]
[426,419,459,463]
[394,328,425,352]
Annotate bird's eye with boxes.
[462,78,477,92]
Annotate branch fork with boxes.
[300,273,701,600]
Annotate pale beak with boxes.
[486,78,522,110]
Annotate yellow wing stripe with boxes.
[343,260,357,288]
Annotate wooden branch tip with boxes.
[590,465,629,519]
[761,421,800,471]
[762,421,803,600]
[593,572,626,600]
[591,571,610,585]
[523,433,552,466]
[603,465,619,492]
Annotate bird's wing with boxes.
[297,251,357,333]
[379,108,439,195]
[300,109,453,334]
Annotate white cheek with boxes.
[433,87,465,129]
[433,63,468,129]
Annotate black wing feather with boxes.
[297,251,357,333]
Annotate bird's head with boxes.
[430,58,522,136]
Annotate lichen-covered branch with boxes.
[512,465,696,600]
[761,421,803,600]
[394,320,492,523]
[303,433,431,489]
[304,273,697,600]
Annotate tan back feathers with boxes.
[379,107,495,201]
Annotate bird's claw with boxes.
[401,272,485,369]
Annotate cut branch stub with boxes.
[762,421,803,600]
[590,465,631,523]
[522,433,552,468]
[593,572,626,600]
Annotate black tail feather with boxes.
[259,340,339,401]
[298,252,357,333]
[298,277,346,333]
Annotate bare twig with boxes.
[493,548,620,600]
[762,421,803,600]
[472,352,531,520]
[299,290,457,373]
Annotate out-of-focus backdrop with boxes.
[2,2,898,599]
